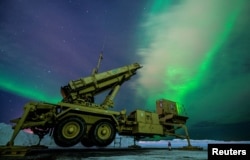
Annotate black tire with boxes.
[91,120,116,147]
[81,124,96,147]
[81,137,94,147]
[53,117,85,147]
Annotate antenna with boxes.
[92,52,103,75]
[91,10,107,75]
[96,52,103,73]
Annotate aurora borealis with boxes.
[136,0,244,107]
[135,0,250,139]
[1,0,250,140]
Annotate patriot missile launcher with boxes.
[0,55,193,156]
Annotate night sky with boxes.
[1,0,250,141]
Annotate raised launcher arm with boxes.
[60,63,142,109]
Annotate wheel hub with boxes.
[101,129,107,135]
[62,122,80,139]
[97,125,111,140]
[68,127,74,133]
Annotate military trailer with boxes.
[1,56,192,156]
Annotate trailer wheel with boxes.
[92,120,116,147]
[54,117,85,147]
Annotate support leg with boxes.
[7,104,32,146]
[182,125,191,147]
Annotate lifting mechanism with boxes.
[0,54,199,156]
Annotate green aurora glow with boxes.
[0,74,61,103]
[0,0,246,115]
[137,0,245,114]
[176,1,244,112]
